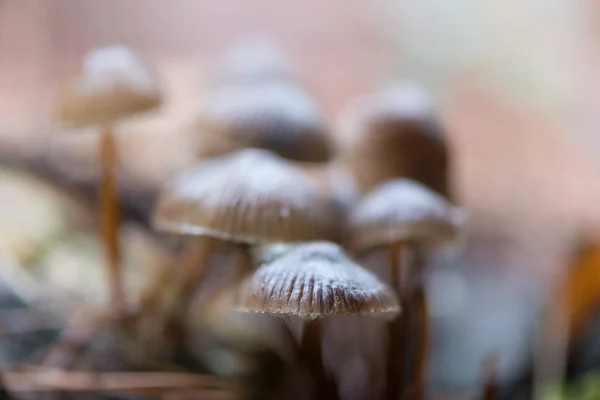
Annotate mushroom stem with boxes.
[480,354,499,400]
[301,318,339,400]
[99,125,124,316]
[168,238,217,322]
[230,244,256,305]
[406,249,428,400]
[141,237,214,316]
[178,237,216,305]
[387,242,404,400]
[235,244,254,280]
[161,237,216,352]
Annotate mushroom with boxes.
[210,37,292,87]
[336,82,450,199]
[151,149,342,321]
[236,241,400,399]
[348,178,464,400]
[191,76,331,163]
[55,45,162,316]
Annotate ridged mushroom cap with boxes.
[336,83,449,196]
[237,242,400,319]
[349,179,464,251]
[153,149,342,243]
[56,45,161,128]
[194,80,331,163]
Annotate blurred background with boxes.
[3,1,600,399]
[4,0,600,237]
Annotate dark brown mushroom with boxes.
[336,82,450,200]
[55,45,162,316]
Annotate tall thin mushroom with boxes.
[151,149,342,325]
[236,241,400,400]
[349,179,464,400]
[55,45,162,316]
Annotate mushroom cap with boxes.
[349,179,464,251]
[336,82,449,196]
[211,37,292,86]
[56,45,161,128]
[237,242,400,319]
[194,81,331,163]
[153,149,342,243]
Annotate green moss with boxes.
[543,373,600,400]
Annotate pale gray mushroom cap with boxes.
[196,80,331,162]
[349,179,464,251]
[56,45,161,128]
[237,242,400,319]
[212,37,292,86]
[153,149,342,243]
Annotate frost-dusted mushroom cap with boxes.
[196,81,331,162]
[336,83,448,196]
[237,242,399,319]
[153,149,342,243]
[349,179,464,251]
[56,45,161,128]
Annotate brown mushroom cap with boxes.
[336,83,449,196]
[56,45,161,128]
[237,242,399,319]
[349,179,464,251]
[153,149,342,243]
[194,81,331,163]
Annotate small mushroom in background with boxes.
[150,148,343,338]
[189,79,332,163]
[349,178,464,400]
[236,241,400,400]
[334,82,450,204]
[54,44,162,316]
[186,40,332,164]
[209,36,293,87]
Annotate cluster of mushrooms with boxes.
[49,42,466,400]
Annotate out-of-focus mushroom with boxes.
[191,80,332,163]
[151,149,343,325]
[350,179,463,254]
[210,37,292,87]
[336,82,450,200]
[349,178,464,400]
[237,241,399,399]
[55,45,162,316]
